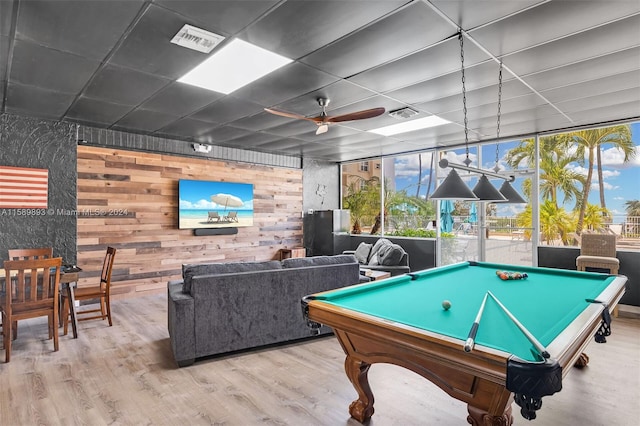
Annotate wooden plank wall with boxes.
[76,146,303,299]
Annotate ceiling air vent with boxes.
[389,107,419,120]
[171,24,225,54]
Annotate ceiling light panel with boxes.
[370,115,451,136]
[178,39,292,95]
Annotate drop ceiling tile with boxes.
[385,61,510,105]
[468,1,640,57]
[140,82,223,116]
[0,1,15,37]
[190,96,265,124]
[230,111,292,132]
[262,120,317,138]
[431,0,542,31]
[109,4,215,79]
[5,83,75,119]
[541,70,640,105]
[196,125,254,143]
[301,2,452,78]
[503,15,640,77]
[66,96,133,126]
[219,132,282,147]
[522,47,640,92]
[10,39,100,93]
[272,80,379,117]
[83,63,170,106]
[350,38,488,93]
[556,88,640,116]
[158,117,219,138]
[240,0,407,59]
[16,0,144,60]
[156,0,279,35]
[232,62,338,107]
[114,108,181,132]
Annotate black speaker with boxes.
[193,228,238,236]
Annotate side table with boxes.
[279,247,306,260]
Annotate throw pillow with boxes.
[378,243,405,266]
[354,242,372,264]
[370,238,391,259]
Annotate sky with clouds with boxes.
[392,121,640,220]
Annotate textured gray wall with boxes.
[0,114,77,263]
[302,158,340,212]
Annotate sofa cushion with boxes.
[378,243,405,266]
[182,260,282,293]
[353,243,372,264]
[282,254,357,269]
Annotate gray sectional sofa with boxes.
[167,254,360,367]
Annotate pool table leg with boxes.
[344,355,375,423]
[467,404,513,426]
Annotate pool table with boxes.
[301,261,626,425]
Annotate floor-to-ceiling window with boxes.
[340,120,640,265]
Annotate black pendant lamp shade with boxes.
[430,169,479,200]
[497,180,527,203]
[472,175,507,202]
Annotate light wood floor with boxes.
[1,294,639,425]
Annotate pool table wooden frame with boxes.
[303,265,626,425]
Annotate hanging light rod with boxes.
[438,158,515,182]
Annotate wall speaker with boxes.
[193,228,238,236]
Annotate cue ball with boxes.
[442,300,452,310]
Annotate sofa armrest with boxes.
[167,281,196,367]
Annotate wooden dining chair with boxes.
[7,247,54,260]
[1,257,62,362]
[3,248,54,339]
[63,247,116,333]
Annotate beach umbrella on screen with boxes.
[469,203,477,223]
[440,200,454,233]
[211,193,243,210]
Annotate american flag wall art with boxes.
[0,166,49,209]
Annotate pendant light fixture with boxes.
[430,32,525,203]
[430,32,479,201]
[491,61,526,204]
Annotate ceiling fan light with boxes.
[496,180,527,204]
[472,175,507,202]
[429,169,479,200]
[316,124,328,135]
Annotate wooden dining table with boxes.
[60,269,80,339]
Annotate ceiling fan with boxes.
[264,98,385,135]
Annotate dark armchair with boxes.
[343,238,410,276]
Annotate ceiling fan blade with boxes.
[264,108,317,122]
[315,124,329,135]
[326,107,386,123]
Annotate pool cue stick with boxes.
[487,291,551,359]
[464,292,489,352]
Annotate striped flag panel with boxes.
[0,166,49,208]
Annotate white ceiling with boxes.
[1,0,639,162]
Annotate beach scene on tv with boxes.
[179,179,254,229]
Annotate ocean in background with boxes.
[180,209,253,219]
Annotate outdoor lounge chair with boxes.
[225,211,239,222]
[207,212,221,222]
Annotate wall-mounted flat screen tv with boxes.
[179,179,254,229]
